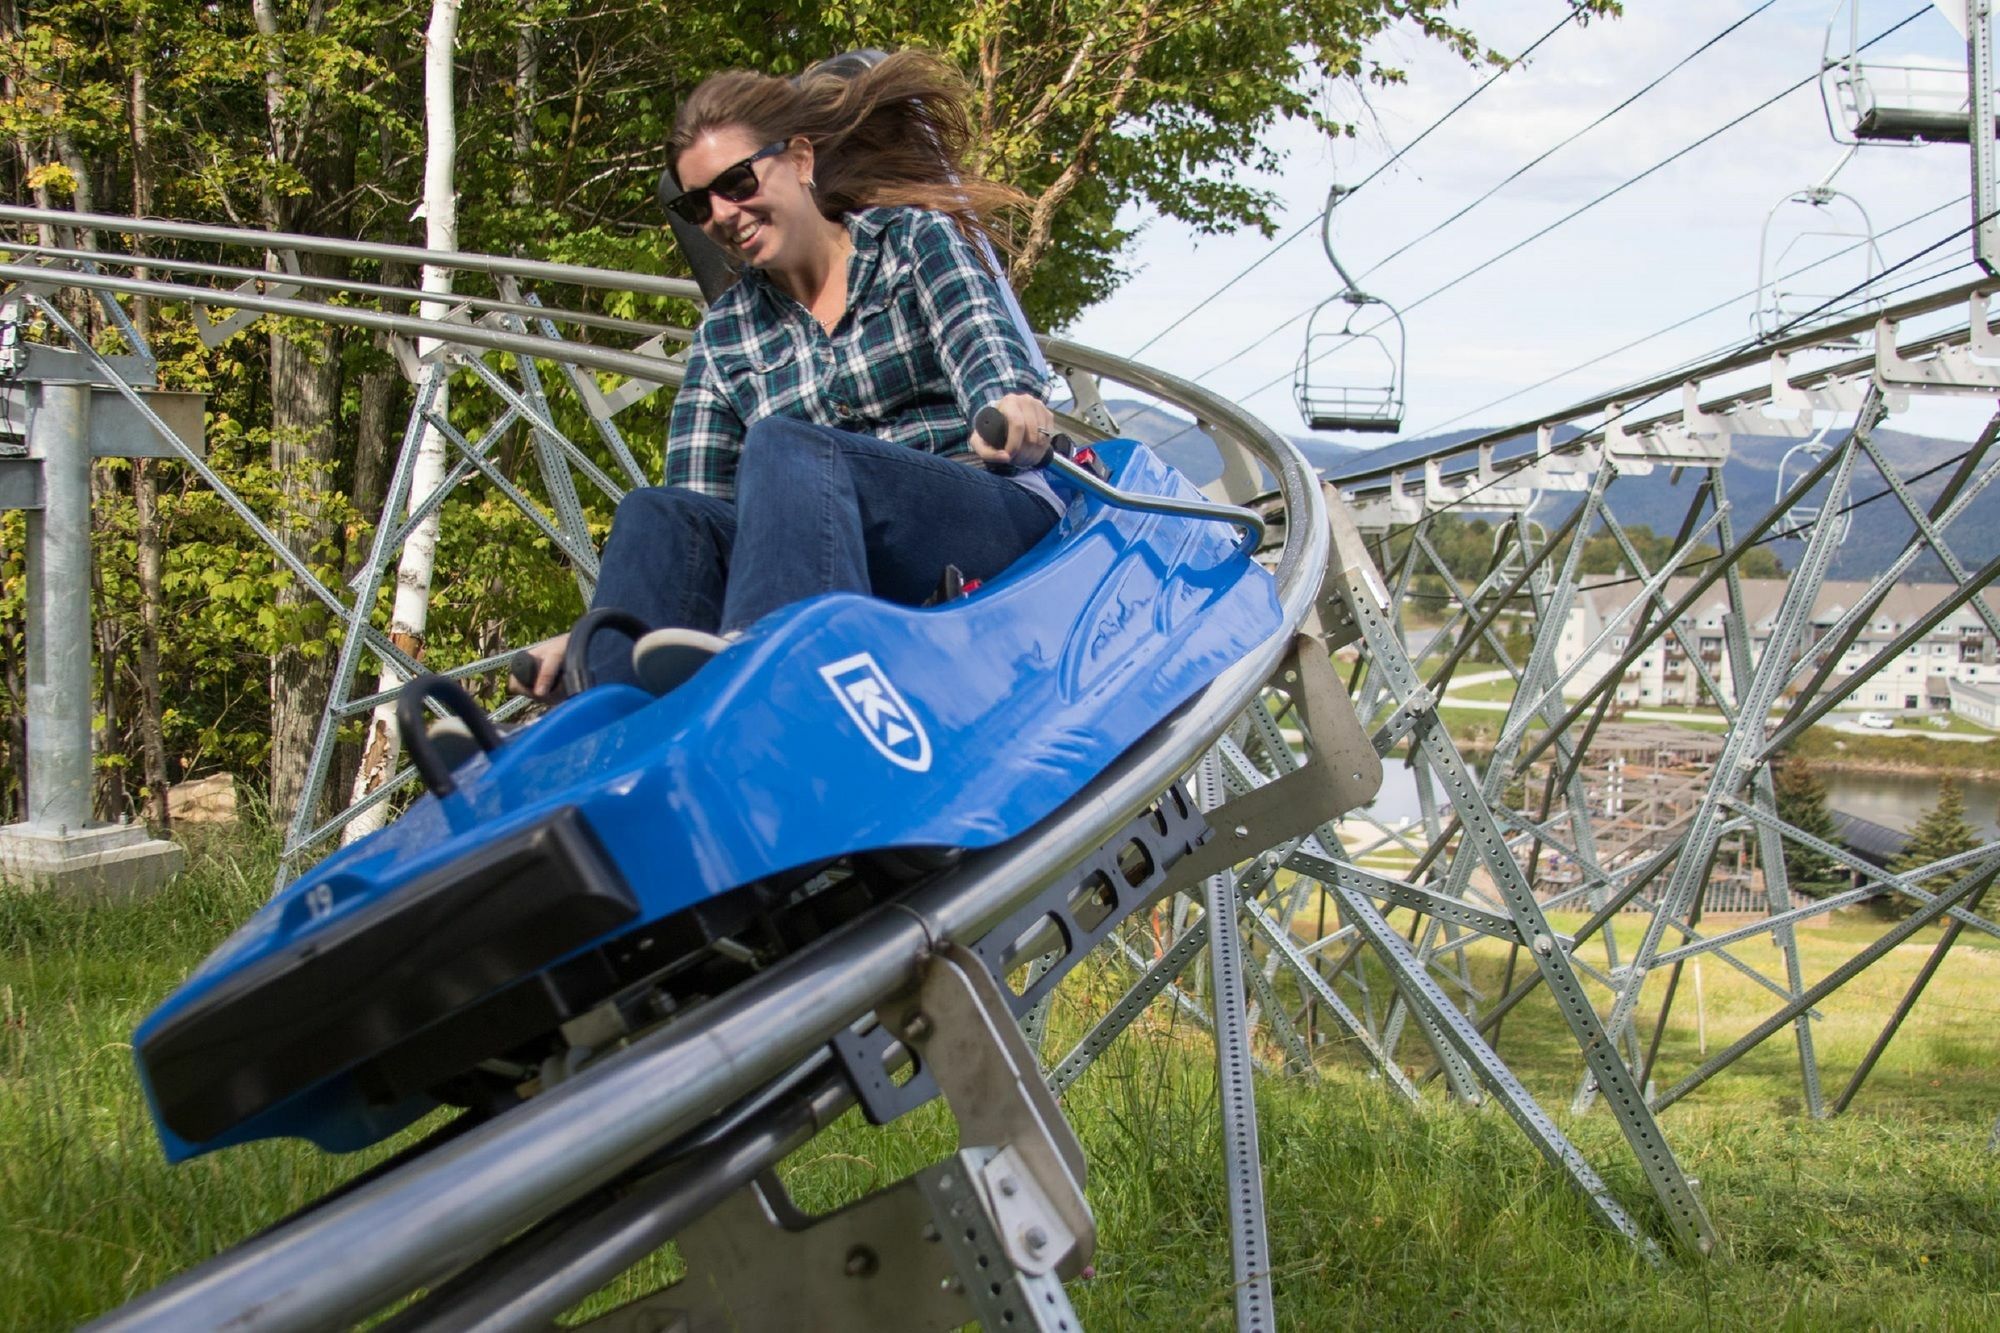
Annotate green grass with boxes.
[1881,714,1999,738]
[6,829,2000,1329]
[1435,684,2000,752]
[1793,726,2000,776]
[1440,678,1519,705]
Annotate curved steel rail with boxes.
[0,203,707,301]
[0,260,689,384]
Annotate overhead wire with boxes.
[1330,200,1999,538]
[1355,0,1783,284]
[1124,3,1586,360]
[1363,245,1983,541]
[1574,442,1986,592]
[1259,4,1937,411]
[1206,187,1966,432]
[1765,205,2000,340]
[1399,192,1970,439]
[1186,0,1842,392]
[1153,194,1974,458]
[1389,441,1983,605]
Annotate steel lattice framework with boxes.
[4,203,1998,1328]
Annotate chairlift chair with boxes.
[1292,181,1407,434]
[1753,181,1885,342]
[1822,1,1988,144]
[1292,293,1406,433]
[1773,419,1855,543]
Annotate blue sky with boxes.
[1065,1,1997,444]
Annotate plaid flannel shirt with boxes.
[664,206,1047,499]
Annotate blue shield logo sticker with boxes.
[818,652,933,773]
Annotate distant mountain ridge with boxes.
[1093,398,1991,582]
[1518,426,1992,582]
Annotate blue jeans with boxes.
[585,416,1059,686]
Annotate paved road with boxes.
[1438,692,1995,741]
[1821,720,1996,743]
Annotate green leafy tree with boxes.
[1881,777,1983,917]
[0,0,1626,823]
[1573,524,1782,580]
[1771,752,1846,899]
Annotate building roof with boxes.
[1950,677,2000,706]
[1832,810,1909,867]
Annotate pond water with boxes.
[1821,770,2000,839]
[1345,762,1455,829]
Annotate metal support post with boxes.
[1324,501,1718,1254]
[1194,751,1276,1333]
[1713,475,1822,1117]
[23,381,92,832]
[1597,394,1881,1098]
[0,373,184,897]
[1972,0,1999,275]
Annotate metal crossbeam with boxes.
[22,197,2000,1327]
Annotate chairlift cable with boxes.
[1765,205,2000,339]
[1565,442,1985,593]
[1356,0,1784,284]
[1386,425,1977,569]
[1195,301,1317,380]
[1401,192,1970,439]
[1125,5,1585,360]
[1216,189,1964,431]
[1380,254,1978,539]
[1193,8,1931,394]
[1257,5,1936,411]
[1152,248,1961,456]
[1359,231,1985,532]
[1397,436,1974,600]
[1155,194,1971,458]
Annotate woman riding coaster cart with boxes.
[130,48,1285,1169]
[515,50,1066,704]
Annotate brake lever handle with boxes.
[972,404,1264,556]
[973,404,1073,467]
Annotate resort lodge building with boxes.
[1553,579,1997,719]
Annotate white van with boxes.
[1858,711,1896,730]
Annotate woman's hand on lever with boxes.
[509,633,569,702]
[969,393,1057,469]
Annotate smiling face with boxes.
[676,126,822,272]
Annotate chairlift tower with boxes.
[1822,0,2000,272]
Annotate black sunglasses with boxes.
[665,142,790,224]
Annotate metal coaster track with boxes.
[3,199,1996,1328]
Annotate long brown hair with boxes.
[669,50,1027,261]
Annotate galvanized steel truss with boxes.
[6,208,1998,1327]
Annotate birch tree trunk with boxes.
[346,0,460,841]
[130,42,172,828]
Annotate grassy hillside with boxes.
[4,827,1998,1329]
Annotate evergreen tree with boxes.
[1772,753,1846,898]
[1881,777,1982,917]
